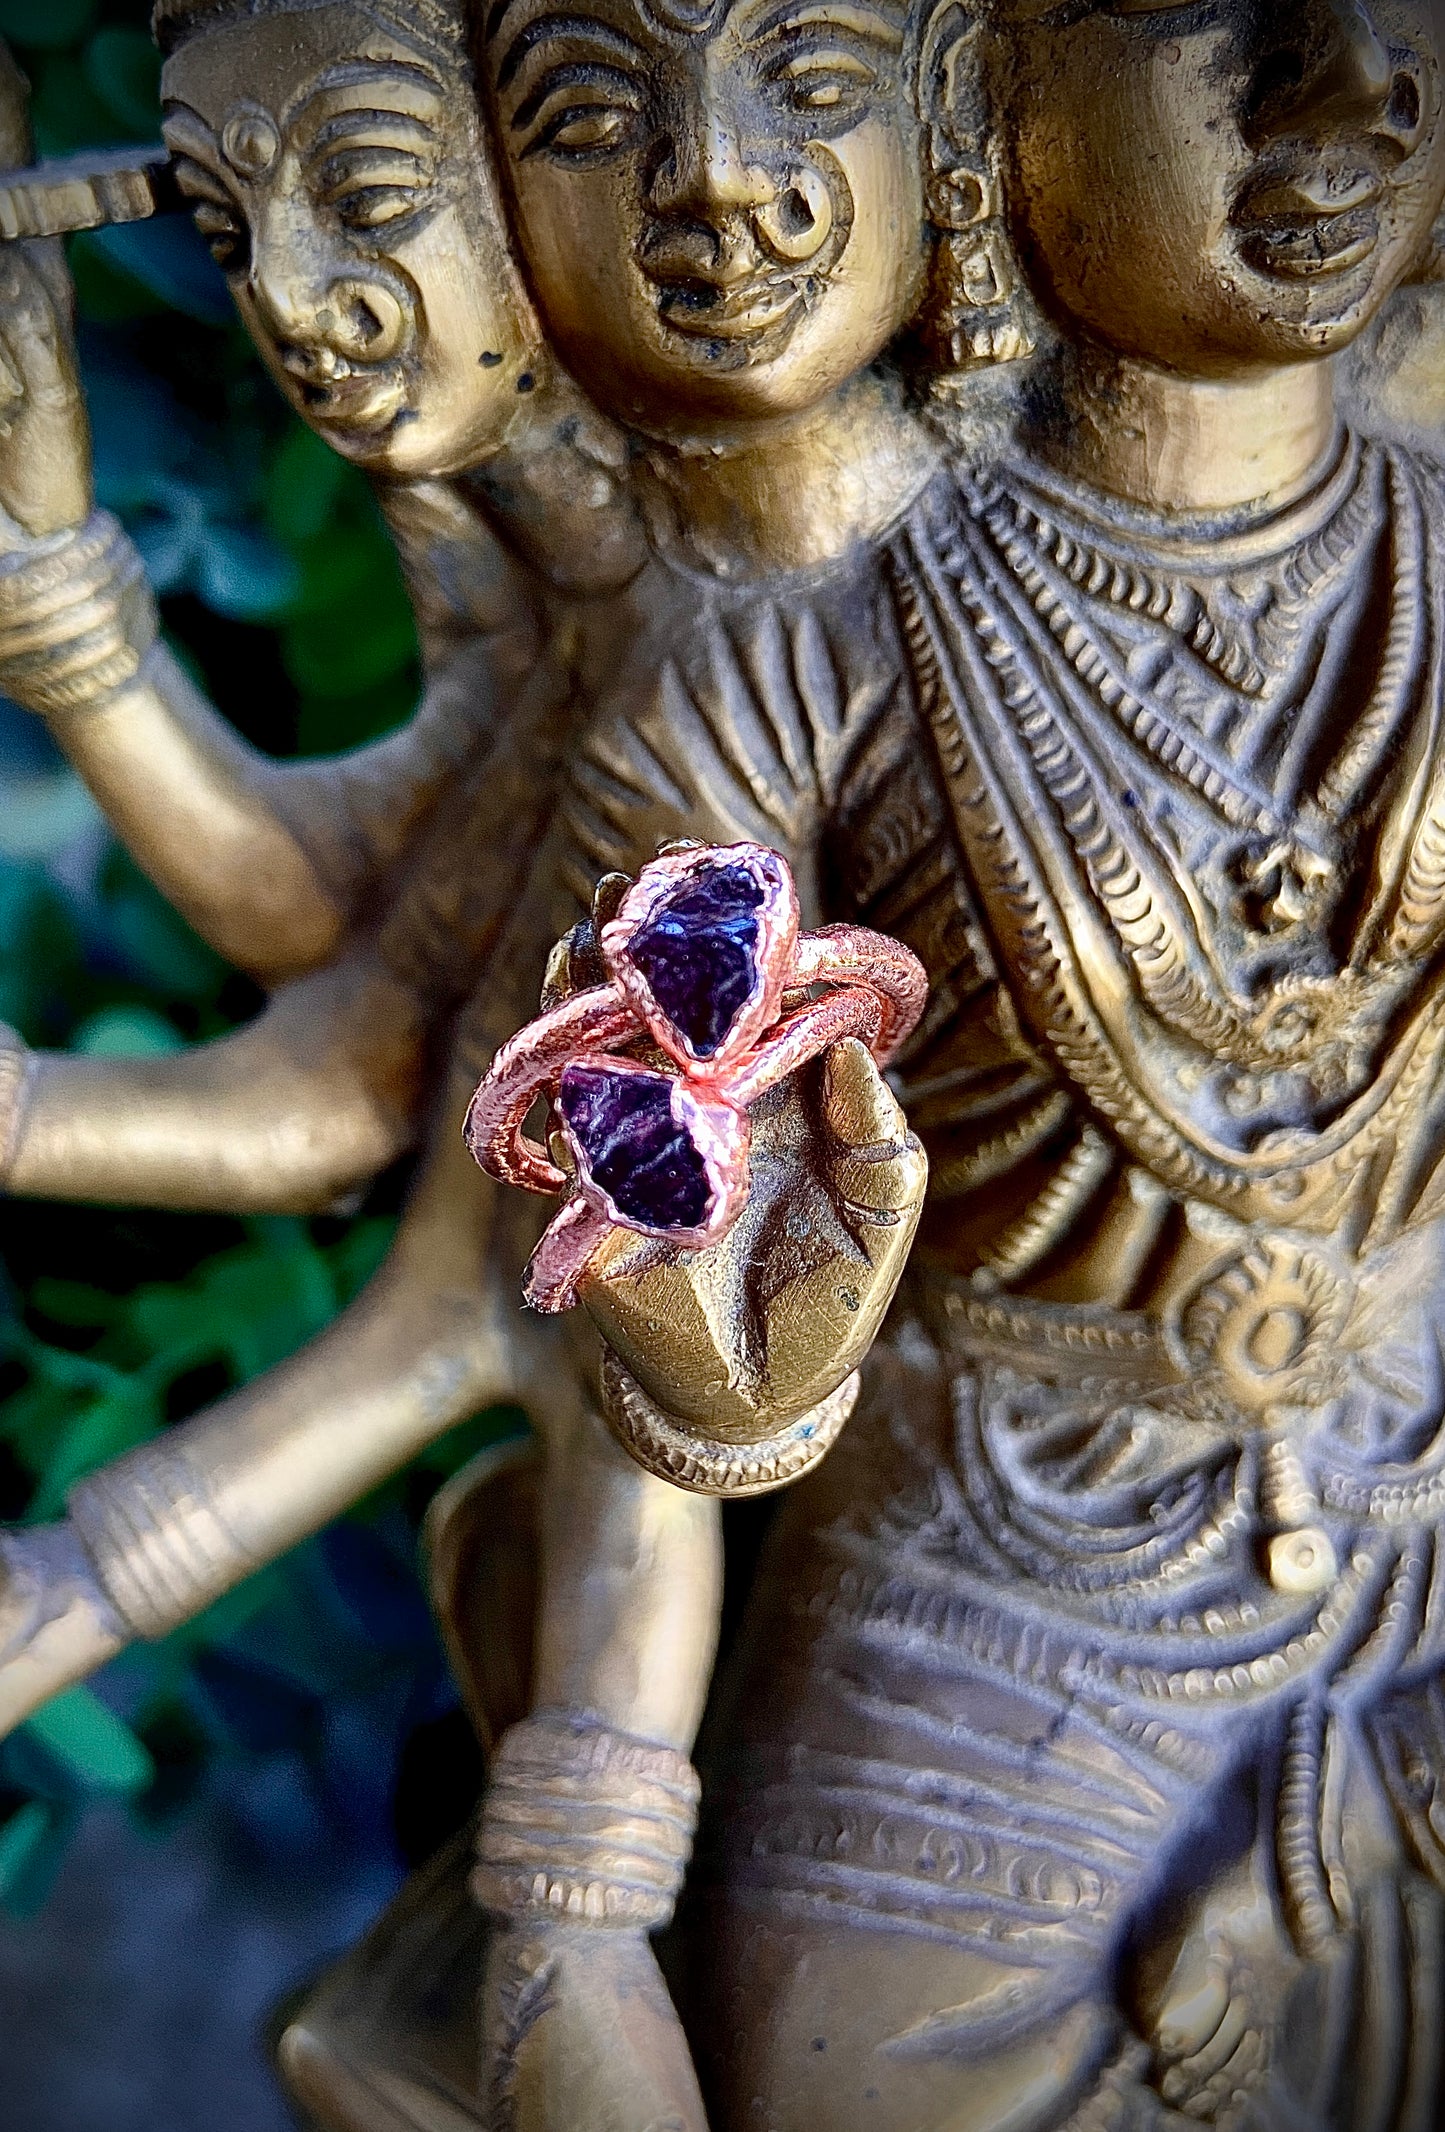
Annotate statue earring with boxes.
[923,151,1036,374]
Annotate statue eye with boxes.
[312,145,438,231]
[536,103,635,154]
[514,66,645,161]
[765,43,884,119]
[335,187,428,229]
[787,71,861,109]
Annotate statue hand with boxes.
[0,1523,127,1737]
[0,241,91,543]
[481,1921,708,2132]
[578,1034,927,1441]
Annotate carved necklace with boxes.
[954,442,1431,1019]
[983,439,1380,719]
[890,438,1445,1234]
[973,437,1416,847]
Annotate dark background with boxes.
[0,2,502,2123]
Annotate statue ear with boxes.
[913,1,1036,378]
[1404,207,1445,288]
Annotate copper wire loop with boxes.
[466,917,928,1204]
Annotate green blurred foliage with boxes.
[0,0,510,1906]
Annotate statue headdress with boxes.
[153,0,465,58]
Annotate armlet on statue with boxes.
[0,510,157,718]
[472,1707,701,1931]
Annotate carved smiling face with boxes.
[484,0,929,435]
[993,0,1445,374]
[161,3,543,476]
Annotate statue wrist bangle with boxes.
[471,1709,701,1931]
[0,509,157,717]
[464,841,927,1313]
[600,1347,861,1497]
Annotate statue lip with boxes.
[1232,161,1385,280]
[295,361,409,433]
[654,271,805,345]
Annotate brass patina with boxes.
[1,0,1444,2125]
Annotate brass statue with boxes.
[2,0,1445,2126]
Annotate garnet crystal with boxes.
[558,1063,714,1232]
[626,862,765,1060]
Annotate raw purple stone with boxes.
[627,863,765,1059]
[559,1064,713,1231]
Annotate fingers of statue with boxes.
[0,1529,39,1663]
[539,873,634,1011]
[0,1524,126,1737]
[480,1924,708,2132]
[819,1033,929,1219]
[0,244,89,540]
[0,334,18,416]
[0,246,71,406]
[577,1037,927,1438]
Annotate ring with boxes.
[463,841,928,1312]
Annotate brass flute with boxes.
[0,145,181,242]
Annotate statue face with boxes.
[998,0,1445,375]
[161,5,543,476]
[485,0,928,435]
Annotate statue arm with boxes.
[44,639,352,981]
[0,1109,541,1733]
[0,952,425,1213]
[49,625,523,985]
[0,651,567,1210]
[0,234,537,983]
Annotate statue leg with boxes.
[473,1371,722,2132]
[274,1374,725,2132]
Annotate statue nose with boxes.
[649,119,776,220]
[317,281,408,363]
[251,264,407,368]
[1245,0,1400,146]
[243,193,409,363]
[754,166,834,264]
[649,131,833,271]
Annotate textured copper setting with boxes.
[462,841,926,1309]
